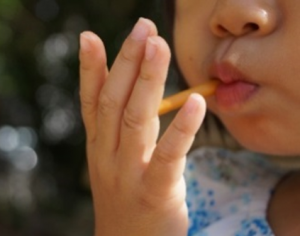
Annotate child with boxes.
[79,0,300,235]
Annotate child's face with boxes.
[173,0,300,155]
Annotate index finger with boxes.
[143,94,206,195]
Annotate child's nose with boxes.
[209,0,279,37]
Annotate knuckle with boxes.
[154,143,174,165]
[136,193,159,211]
[98,92,118,116]
[80,91,95,109]
[80,94,97,118]
[80,62,90,72]
[172,121,193,137]
[79,55,91,71]
[138,71,153,82]
[136,184,163,211]
[122,108,144,131]
[119,45,135,64]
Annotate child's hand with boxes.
[79,18,206,236]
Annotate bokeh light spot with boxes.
[9,147,38,172]
[42,108,76,143]
[0,126,19,152]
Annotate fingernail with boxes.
[145,37,158,61]
[184,94,201,114]
[80,32,91,52]
[131,18,150,41]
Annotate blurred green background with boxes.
[0,0,175,235]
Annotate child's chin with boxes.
[238,138,299,157]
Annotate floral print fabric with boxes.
[185,148,286,236]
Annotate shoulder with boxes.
[185,147,284,188]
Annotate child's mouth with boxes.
[211,62,259,108]
[215,81,258,108]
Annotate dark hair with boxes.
[162,0,175,39]
[161,0,189,90]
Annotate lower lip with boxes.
[215,81,258,108]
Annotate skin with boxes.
[174,0,300,156]
[267,172,300,235]
[79,0,300,235]
[173,0,300,234]
[79,18,205,236]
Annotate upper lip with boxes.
[210,62,254,84]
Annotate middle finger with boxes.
[119,36,171,168]
[97,18,157,155]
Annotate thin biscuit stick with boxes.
[159,80,219,116]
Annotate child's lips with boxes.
[215,81,258,108]
[210,62,259,108]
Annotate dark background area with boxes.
[4,1,296,235]
[0,0,175,235]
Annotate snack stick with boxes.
[159,80,219,116]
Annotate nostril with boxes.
[218,25,227,32]
[217,25,230,36]
[243,22,259,32]
[215,22,260,37]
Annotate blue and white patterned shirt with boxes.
[185,147,287,236]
